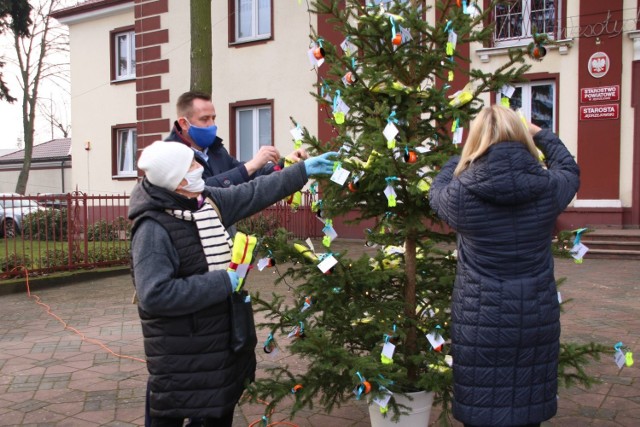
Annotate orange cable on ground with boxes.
[246,399,299,427]
[16,266,146,364]
[17,268,305,424]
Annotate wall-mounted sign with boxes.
[581,85,620,103]
[580,104,619,121]
[588,52,610,78]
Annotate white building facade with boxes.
[53,0,640,230]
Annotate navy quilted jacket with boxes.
[429,130,579,426]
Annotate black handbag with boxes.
[229,290,258,353]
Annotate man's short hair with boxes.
[176,91,212,118]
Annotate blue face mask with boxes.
[186,120,217,149]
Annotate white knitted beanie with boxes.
[138,141,194,191]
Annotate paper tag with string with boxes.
[287,322,304,339]
[426,330,445,350]
[257,258,270,271]
[322,219,338,247]
[331,164,351,186]
[373,386,393,409]
[383,121,399,143]
[290,125,303,149]
[384,185,397,207]
[317,254,337,273]
[446,30,457,56]
[614,342,634,369]
[340,38,357,56]
[570,228,589,263]
[501,84,516,98]
[452,126,464,145]
[301,296,312,312]
[381,342,396,364]
[305,238,316,254]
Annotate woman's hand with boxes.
[528,122,542,137]
[304,152,339,176]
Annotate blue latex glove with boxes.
[227,271,239,293]
[304,152,339,176]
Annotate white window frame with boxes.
[235,0,271,43]
[116,128,137,177]
[494,0,560,47]
[235,106,272,163]
[114,30,135,81]
[496,80,556,132]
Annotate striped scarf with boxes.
[165,198,232,272]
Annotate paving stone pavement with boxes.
[0,239,638,426]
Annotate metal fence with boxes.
[0,191,321,280]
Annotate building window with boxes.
[111,27,135,82]
[112,125,137,178]
[232,0,272,44]
[497,80,556,131]
[232,101,273,162]
[494,0,558,46]
[371,0,409,4]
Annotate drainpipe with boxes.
[60,160,66,193]
[629,31,640,227]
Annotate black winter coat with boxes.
[129,162,309,419]
[132,204,256,419]
[429,130,580,426]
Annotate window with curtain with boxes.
[113,29,135,81]
[116,128,137,176]
[497,80,556,131]
[236,0,271,42]
[494,0,558,45]
[236,106,272,162]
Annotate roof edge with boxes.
[0,156,72,166]
[51,0,133,23]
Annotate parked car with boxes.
[37,193,69,209]
[0,194,45,238]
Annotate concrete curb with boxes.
[0,266,131,296]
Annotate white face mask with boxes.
[181,167,205,193]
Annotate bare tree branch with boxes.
[12,0,70,194]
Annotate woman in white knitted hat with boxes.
[129,141,335,427]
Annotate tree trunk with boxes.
[13,0,58,195]
[190,0,212,93]
[404,236,418,382]
[15,94,35,194]
[402,0,423,383]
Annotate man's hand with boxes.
[286,148,310,163]
[245,146,281,175]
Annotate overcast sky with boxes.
[0,0,72,151]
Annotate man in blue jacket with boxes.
[166,91,307,188]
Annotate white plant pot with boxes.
[369,390,434,427]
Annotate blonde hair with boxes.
[454,105,539,176]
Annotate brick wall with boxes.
[134,0,170,161]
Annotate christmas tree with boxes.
[246,0,608,422]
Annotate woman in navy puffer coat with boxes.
[429,105,580,427]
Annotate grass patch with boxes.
[0,238,130,273]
